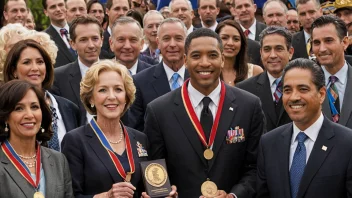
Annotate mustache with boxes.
[288,100,305,106]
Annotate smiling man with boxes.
[257,58,352,198]
[143,28,265,197]
[3,0,28,26]
[198,0,220,31]
[65,0,87,24]
[237,26,293,131]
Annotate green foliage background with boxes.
[27,0,50,31]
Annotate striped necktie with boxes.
[273,78,283,103]
[171,73,180,90]
[327,76,340,122]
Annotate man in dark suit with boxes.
[170,0,197,36]
[311,15,352,129]
[198,0,220,31]
[110,17,152,75]
[144,28,265,197]
[257,58,352,198]
[129,18,190,131]
[262,0,288,27]
[43,0,76,68]
[291,0,322,60]
[101,0,130,59]
[237,26,293,131]
[51,16,103,124]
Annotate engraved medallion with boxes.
[144,163,168,187]
[125,172,132,182]
[34,191,45,198]
[201,181,218,197]
[203,149,214,160]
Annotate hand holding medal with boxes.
[105,182,136,198]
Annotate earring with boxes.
[41,127,45,133]
[4,123,9,132]
[91,104,94,108]
[14,75,18,79]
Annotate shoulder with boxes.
[226,84,260,104]
[41,146,67,163]
[292,31,304,40]
[53,95,79,109]
[54,61,76,74]
[148,88,177,107]
[64,124,88,140]
[236,74,260,88]
[126,127,147,141]
[257,21,266,28]
[133,64,158,82]
[262,123,292,142]
[330,120,352,141]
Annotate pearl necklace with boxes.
[23,160,36,168]
[108,124,123,144]
[18,153,36,159]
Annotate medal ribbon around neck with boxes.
[1,139,41,190]
[90,118,135,181]
[181,79,226,148]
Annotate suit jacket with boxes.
[136,60,153,73]
[44,25,75,68]
[247,39,263,67]
[61,124,149,198]
[0,146,73,197]
[292,31,308,60]
[53,94,81,131]
[129,62,190,131]
[322,63,352,129]
[100,30,114,59]
[255,21,267,41]
[236,71,291,131]
[144,84,266,197]
[257,117,352,198]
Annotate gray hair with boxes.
[263,0,288,16]
[111,16,143,37]
[169,0,193,11]
[143,10,164,27]
[157,17,187,36]
[295,0,320,9]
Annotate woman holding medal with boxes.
[0,80,73,197]
[61,60,177,198]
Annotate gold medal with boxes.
[33,191,45,198]
[201,180,218,197]
[125,172,132,182]
[203,149,214,160]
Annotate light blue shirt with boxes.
[322,61,348,110]
[30,163,46,195]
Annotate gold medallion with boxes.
[144,163,168,187]
[33,191,45,198]
[201,180,218,197]
[125,172,132,182]
[203,149,214,160]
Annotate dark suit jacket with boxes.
[247,39,263,67]
[44,25,75,68]
[257,117,352,198]
[144,84,266,197]
[61,124,149,198]
[292,31,308,60]
[322,63,352,129]
[255,21,267,41]
[0,146,73,197]
[53,94,81,131]
[100,30,114,59]
[237,71,291,131]
[129,62,190,131]
[135,60,153,73]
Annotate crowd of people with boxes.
[0,0,352,197]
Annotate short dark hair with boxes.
[0,80,53,143]
[185,28,223,55]
[259,26,293,50]
[126,9,144,28]
[106,0,130,10]
[282,58,325,91]
[295,0,320,9]
[5,0,27,12]
[3,39,54,90]
[198,0,220,8]
[87,0,105,13]
[69,15,103,42]
[311,15,347,41]
[42,0,48,10]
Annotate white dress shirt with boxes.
[322,62,348,110]
[52,23,71,49]
[187,25,195,36]
[304,30,310,45]
[240,19,257,41]
[78,59,95,121]
[289,113,324,169]
[201,21,218,32]
[163,62,186,90]
[129,60,138,75]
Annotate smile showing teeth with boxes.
[105,104,118,108]
[199,71,211,75]
[291,105,303,109]
[22,123,34,126]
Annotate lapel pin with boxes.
[322,145,327,151]
[229,107,233,111]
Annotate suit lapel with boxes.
[340,64,352,125]
[173,89,208,167]
[42,148,56,197]
[297,32,308,59]
[125,129,140,183]
[209,85,237,170]
[279,124,293,198]
[53,95,74,132]
[322,95,332,119]
[48,26,74,62]
[297,118,335,197]
[152,63,171,96]
[68,61,83,108]
[257,72,278,126]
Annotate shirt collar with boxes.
[188,79,221,108]
[45,91,59,111]
[267,72,280,86]
[322,61,348,86]
[52,23,70,35]
[292,113,324,145]
[78,58,90,78]
[107,26,112,36]
[163,62,186,81]
[201,21,218,31]
[187,25,194,36]
[304,30,311,44]
[240,19,256,34]
[129,60,138,75]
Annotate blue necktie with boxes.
[48,106,60,151]
[290,132,308,198]
[171,73,180,90]
[273,78,282,103]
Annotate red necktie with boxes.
[244,29,250,37]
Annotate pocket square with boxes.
[137,141,148,157]
[226,126,245,144]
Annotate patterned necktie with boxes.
[244,29,250,37]
[171,73,180,90]
[59,28,76,57]
[200,97,213,141]
[48,106,60,151]
[273,78,283,103]
[306,38,312,57]
[327,76,340,123]
[290,132,308,198]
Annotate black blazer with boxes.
[61,124,149,198]
[255,21,267,41]
[100,30,114,59]
[292,31,308,60]
[257,117,352,198]
[144,84,266,197]
[128,62,190,131]
[53,94,82,131]
[247,38,263,67]
[44,25,75,68]
[136,60,153,73]
[236,71,291,131]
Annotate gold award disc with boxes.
[201,181,218,197]
[33,191,45,198]
[203,149,214,160]
[144,163,168,187]
[125,172,132,182]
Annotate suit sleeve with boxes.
[129,78,145,131]
[143,104,166,160]
[231,97,266,197]
[62,153,74,198]
[256,136,270,198]
[347,153,352,198]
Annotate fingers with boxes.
[214,190,227,198]
[141,192,151,198]
[109,182,136,198]
[168,185,178,197]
